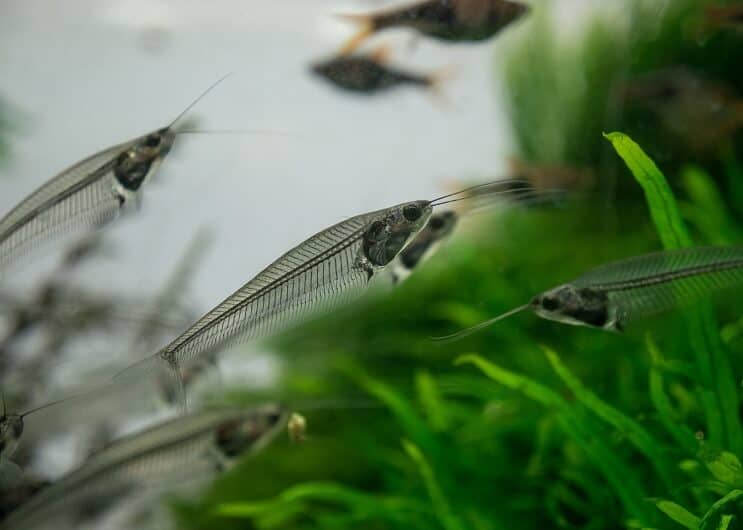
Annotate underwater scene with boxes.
[1,0,743,528]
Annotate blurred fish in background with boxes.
[338,0,530,53]
[621,68,743,154]
[311,45,453,96]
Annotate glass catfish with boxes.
[436,246,743,341]
[117,183,512,407]
[0,395,76,463]
[0,404,285,530]
[0,76,229,274]
[339,0,529,54]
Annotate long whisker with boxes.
[428,178,532,205]
[21,393,83,418]
[431,186,554,208]
[168,72,234,130]
[175,129,300,138]
[431,304,530,343]
[461,187,570,210]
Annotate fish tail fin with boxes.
[336,13,376,55]
[113,353,188,413]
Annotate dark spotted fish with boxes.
[117,182,519,408]
[385,211,459,285]
[436,246,743,340]
[0,75,229,274]
[338,0,529,54]
[312,47,450,95]
[0,404,285,530]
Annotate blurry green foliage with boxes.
[177,1,743,529]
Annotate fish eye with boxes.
[144,135,161,148]
[541,297,560,311]
[403,204,422,222]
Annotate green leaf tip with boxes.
[603,130,691,249]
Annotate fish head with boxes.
[214,404,286,461]
[362,200,433,267]
[113,127,176,192]
[531,284,610,329]
[0,414,24,459]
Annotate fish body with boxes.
[339,0,529,53]
[533,246,743,331]
[0,74,231,275]
[385,210,458,284]
[1,405,284,530]
[312,55,432,94]
[0,128,175,273]
[438,246,743,341]
[0,414,23,461]
[117,199,433,405]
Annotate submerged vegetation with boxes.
[177,1,743,529]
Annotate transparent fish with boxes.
[311,46,451,96]
[338,0,529,54]
[0,395,75,462]
[436,246,743,340]
[118,181,525,407]
[0,75,230,275]
[384,211,459,285]
[0,404,285,530]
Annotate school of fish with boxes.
[1,1,741,529]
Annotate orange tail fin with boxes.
[336,13,376,55]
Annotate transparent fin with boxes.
[113,354,187,412]
[156,209,385,368]
[572,246,743,326]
